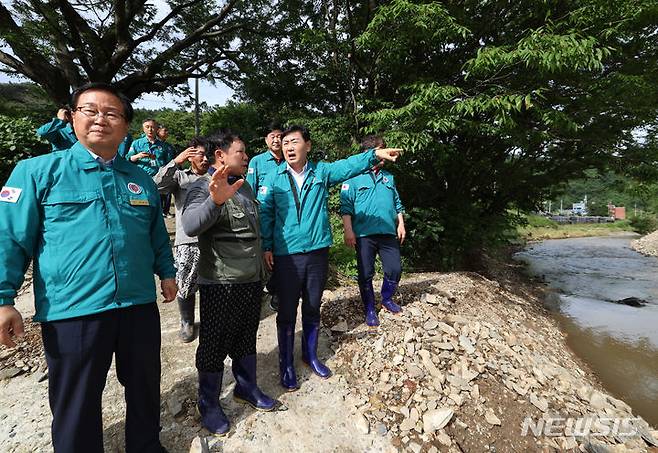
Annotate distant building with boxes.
[608,203,626,220]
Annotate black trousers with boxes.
[274,247,329,326]
[41,303,162,453]
[196,282,262,372]
[355,234,402,285]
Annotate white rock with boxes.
[374,336,384,352]
[399,416,415,432]
[459,335,476,354]
[438,322,458,336]
[422,408,454,433]
[331,320,349,333]
[189,436,210,453]
[421,293,442,305]
[530,393,549,412]
[436,432,451,446]
[448,393,463,406]
[484,408,501,426]
[354,414,370,434]
[589,391,608,411]
[403,328,415,343]
[424,319,439,330]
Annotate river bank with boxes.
[518,221,634,241]
[631,229,658,258]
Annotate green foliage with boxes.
[201,102,265,152]
[629,215,658,235]
[525,214,558,229]
[0,83,58,124]
[0,115,49,184]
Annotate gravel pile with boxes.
[631,230,658,258]
[322,273,658,452]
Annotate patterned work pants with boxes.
[196,282,262,372]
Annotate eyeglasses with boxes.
[75,106,125,122]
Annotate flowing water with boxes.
[515,234,658,426]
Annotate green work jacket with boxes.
[36,118,77,152]
[125,134,170,176]
[259,149,379,256]
[246,150,285,195]
[0,142,176,322]
[340,169,404,237]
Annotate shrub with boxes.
[0,115,50,184]
[629,214,658,235]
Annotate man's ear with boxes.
[214,149,223,163]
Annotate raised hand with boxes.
[209,164,244,206]
[375,148,403,162]
[174,147,200,165]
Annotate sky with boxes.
[0,72,235,110]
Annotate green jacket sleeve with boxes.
[146,178,176,279]
[326,149,378,187]
[258,174,275,251]
[246,158,258,192]
[339,179,356,216]
[391,176,405,213]
[36,118,66,140]
[0,162,43,305]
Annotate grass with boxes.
[517,214,633,240]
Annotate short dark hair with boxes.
[188,136,212,156]
[205,130,243,164]
[143,118,158,126]
[70,82,134,122]
[360,135,386,151]
[281,125,310,142]
[268,120,283,133]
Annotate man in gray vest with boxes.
[153,137,210,342]
[181,132,276,436]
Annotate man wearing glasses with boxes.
[0,82,177,452]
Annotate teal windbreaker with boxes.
[259,149,379,256]
[0,142,176,321]
[340,169,404,237]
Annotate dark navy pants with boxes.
[274,247,329,325]
[356,234,402,285]
[41,303,162,453]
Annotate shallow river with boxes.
[514,235,658,427]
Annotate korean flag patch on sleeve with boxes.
[0,186,22,203]
[248,167,255,174]
[341,183,349,191]
[259,186,268,195]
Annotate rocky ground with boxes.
[2,229,657,452]
[630,230,658,258]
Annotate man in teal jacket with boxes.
[125,118,169,177]
[259,125,401,391]
[246,121,284,310]
[341,135,406,327]
[0,82,177,453]
[36,108,78,151]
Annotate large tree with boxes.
[0,0,272,104]
[234,0,658,268]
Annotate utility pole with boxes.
[194,77,200,136]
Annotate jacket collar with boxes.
[71,141,132,174]
[278,160,317,175]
